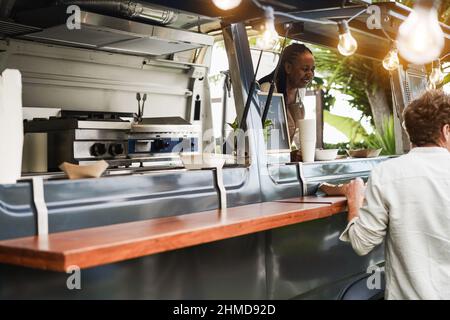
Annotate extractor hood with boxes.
[15,6,213,56]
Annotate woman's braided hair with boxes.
[258,43,312,94]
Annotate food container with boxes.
[318,182,348,196]
[347,148,382,158]
[315,149,339,161]
[180,153,226,170]
[59,160,108,179]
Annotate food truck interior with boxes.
[0,0,448,299]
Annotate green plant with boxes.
[263,119,273,128]
[227,118,239,131]
[323,110,368,144]
[263,119,273,143]
[349,141,370,150]
[324,111,397,155]
[323,142,350,155]
[366,115,396,155]
[227,118,273,143]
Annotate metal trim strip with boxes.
[32,177,48,236]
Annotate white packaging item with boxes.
[0,69,23,184]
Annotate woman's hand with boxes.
[345,178,366,221]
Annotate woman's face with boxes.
[285,52,315,89]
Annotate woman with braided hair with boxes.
[258,43,315,148]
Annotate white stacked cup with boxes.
[298,119,316,162]
[0,69,23,184]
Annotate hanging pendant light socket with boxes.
[338,20,350,34]
[429,59,445,85]
[256,6,279,50]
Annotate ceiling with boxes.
[139,0,450,61]
[3,0,450,61]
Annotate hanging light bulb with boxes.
[396,0,444,65]
[427,80,437,90]
[211,0,242,11]
[382,46,400,71]
[429,59,445,85]
[337,20,358,56]
[256,7,279,50]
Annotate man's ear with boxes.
[443,124,450,142]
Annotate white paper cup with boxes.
[0,69,23,184]
[298,119,316,141]
[301,140,316,162]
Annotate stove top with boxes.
[59,110,133,122]
[24,111,133,132]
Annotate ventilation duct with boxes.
[58,0,178,25]
[15,7,213,56]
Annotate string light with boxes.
[212,0,242,11]
[256,6,279,50]
[427,80,437,90]
[337,20,358,56]
[397,0,444,65]
[214,0,446,80]
[382,46,400,71]
[429,59,445,85]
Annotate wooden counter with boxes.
[0,196,346,272]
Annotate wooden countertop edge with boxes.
[0,199,347,272]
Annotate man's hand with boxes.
[345,178,366,222]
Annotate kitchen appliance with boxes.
[24,112,201,171]
[24,111,132,171]
[128,117,201,164]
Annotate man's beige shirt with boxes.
[340,147,450,299]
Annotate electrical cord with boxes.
[440,53,450,61]
[380,26,395,43]
[347,9,367,23]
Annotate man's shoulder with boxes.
[370,151,447,182]
[370,154,413,180]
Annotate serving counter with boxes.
[0,196,346,272]
[0,157,388,299]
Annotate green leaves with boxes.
[440,73,450,88]
[324,111,396,155]
[227,118,239,131]
[366,116,396,155]
[323,110,369,144]
[310,45,385,123]
[263,119,273,129]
